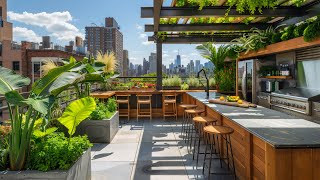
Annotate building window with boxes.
[12,61,20,71]
[33,62,40,74]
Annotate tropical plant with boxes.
[58,97,96,137]
[0,56,105,170]
[28,133,92,171]
[281,25,295,41]
[196,43,230,71]
[41,59,58,76]
[214,63,236,91]
[294,22,309,38]
[96,51,117,75]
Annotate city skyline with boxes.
[7,0,210,66]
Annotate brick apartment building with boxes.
[85,17,123,75]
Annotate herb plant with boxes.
[28,133,92,171]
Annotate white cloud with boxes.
[139,33,147,39]
[8,11,83,41]
[190,52,198,56]
[13,27,41,42]
[142,40,153,45]
[163,53,170,58]
[136,24,143,30]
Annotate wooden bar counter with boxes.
[186,92,320,180]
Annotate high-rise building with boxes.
[143,58,149,74]
[137,65,143,76]
[123,50,129,76]
[85,17,123,74]
[149,53,157,73]
[75,36,83,47]
[189,60,195,74]
[175,54,181,68]
[204,61,214,70]
[41,36,51,49]
[195,60,201,72]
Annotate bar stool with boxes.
[162,93,177,120]
[203,125,236,179]
[116,94,130,121]
[192,116,217,167]
[184,109,205,149]
[137,94,152,121]
[179,104,198,135]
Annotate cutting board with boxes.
[208,99,257,108]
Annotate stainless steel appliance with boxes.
[238,60,256,103]
[270,88,320,115]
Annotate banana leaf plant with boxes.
[0,56,105,171]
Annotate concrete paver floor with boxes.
[91,119,235,180]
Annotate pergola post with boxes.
[156,40,162,90]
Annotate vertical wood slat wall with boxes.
[185,93,320,180]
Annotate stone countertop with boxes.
[187,92,320,148]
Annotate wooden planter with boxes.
[77,111,119,143]
[239,37,320,60]
[0,148,91,180]
[162,86,181,90]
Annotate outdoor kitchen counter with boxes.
[186,92,320,180]
[187,92,320,148]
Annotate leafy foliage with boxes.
[181,83,189,90]
[96,51,117,75]
[187,77,201,87]
[294,23,309,38]
[280,25,295,41]
[304,17,320,42]
[58,97,96,136]
[90,98,117,120]
[214,63,236,92]
[0,67,31,94]
[0,126,10,171]
[162,76,182,86]
[28,133,92,171]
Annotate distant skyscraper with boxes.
[143,58,149,74]
[195,60,201,72]
[204,61,214,70]
[137,65,143,76]
[123,50,129,76]
[149,53,157,73]
[189,60,195,74]
[162,64,166,73]
[175,54,181,68]
[85,17,123,74]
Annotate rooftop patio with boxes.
[91,118,234,180]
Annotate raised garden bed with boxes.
[77,111,119,143]
[0,148,91,180]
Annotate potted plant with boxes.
[162,76,182,90]
[77,97,119,143]
[0,63,98,179]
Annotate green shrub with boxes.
[0,126,10,170]
[281,25,295,41]
[304,20,320,42]
[187,77,201,87]
[294,23,308,38]
[162,76,182,86]
[90,98,116,120]
[106,97,117,112]
[28,133,92,171]
[181,83,189,90]
[271,32,282,44]
[209,78,216,87]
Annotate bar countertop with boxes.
[187,92,320,148]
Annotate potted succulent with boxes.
[77,97,119,143]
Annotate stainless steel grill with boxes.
[270,88,320,115]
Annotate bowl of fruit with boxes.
[226,96,240,102]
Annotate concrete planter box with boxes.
[0,148,91,180]
[78,111,119,143]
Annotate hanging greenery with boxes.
[175,0,307,14]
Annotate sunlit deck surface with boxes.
[91,118,233,180]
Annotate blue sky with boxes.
[8,0,209,66]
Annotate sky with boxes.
[8,0,210,66]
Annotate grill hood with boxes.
[271,88,320,102]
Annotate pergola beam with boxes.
[145,23,270,32]
[141,6,304,18]
[153,0,163,32]
[148,36,240,44]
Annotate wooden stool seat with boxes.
[164,99,176,103]
[193,116,217,123]
[137,95,152,121]
[116,94,131,121]
[179,104,198,109]
[138,100,151,104]
[185,109,205,115]
[204,125,234,135]
[116,99,129,104]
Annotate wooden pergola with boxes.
[141,0,320,90]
